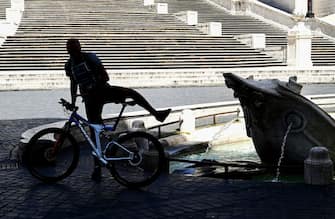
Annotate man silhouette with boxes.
[65,39,171,181]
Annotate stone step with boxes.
[0,56,279,63]
[0,0,287,70]
[0,62,285,70]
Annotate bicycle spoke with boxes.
[25,128,79,183]
[109,132,164,188]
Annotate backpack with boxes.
[70,53,109,90]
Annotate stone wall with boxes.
[1,67,335,90]
[314,0,335,17]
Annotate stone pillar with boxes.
[179,109,195,134]
[156,3,168,14]
[304,147,333,185]
[144,0,154,6]
[197,22,222,36]
[175,11,198,25]
[287,22,313,67]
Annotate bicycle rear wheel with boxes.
[25,128,80,183]
[108,132,165,188]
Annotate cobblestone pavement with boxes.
[0,119,63,161]
[1,119,335,219]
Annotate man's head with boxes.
[66,39,81,57]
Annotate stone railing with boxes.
[208,0,335,40]
[207,0,295,30]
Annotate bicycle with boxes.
[24,98,165,188]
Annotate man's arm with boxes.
[70,80,78,105]
[65,60,78,105]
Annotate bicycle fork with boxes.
[77,123,109,165]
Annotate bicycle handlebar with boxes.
[59,98,78,112]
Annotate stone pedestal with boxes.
[287,22,313,67]
[304,147,333,185]
[237,34,266,49]
[175,11,198,25]
[156,3,168,14]
[6,8,22,24]
[197,22,222,36]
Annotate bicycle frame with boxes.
[65,103,134,166]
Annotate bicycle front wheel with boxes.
[108,132,165,188]
[25,128,80,183]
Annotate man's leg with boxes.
[84,96,104,182]
[104,85,171,122]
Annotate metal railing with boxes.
[148,108,241,138]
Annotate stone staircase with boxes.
[0,0,285,71]
[0,0,10,19]
[163,0,335,66]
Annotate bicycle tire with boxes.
[108,131,165,188]
[24,127,80,183]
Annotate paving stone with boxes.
[1,119,335,218]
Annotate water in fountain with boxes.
[272,123,293,182]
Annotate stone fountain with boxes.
[223,73,335,167]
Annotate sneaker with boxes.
[91,166,102,182]
[155,109,171,122]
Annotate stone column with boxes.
[287,21,313,67]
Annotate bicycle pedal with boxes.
[92,151,98,157]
